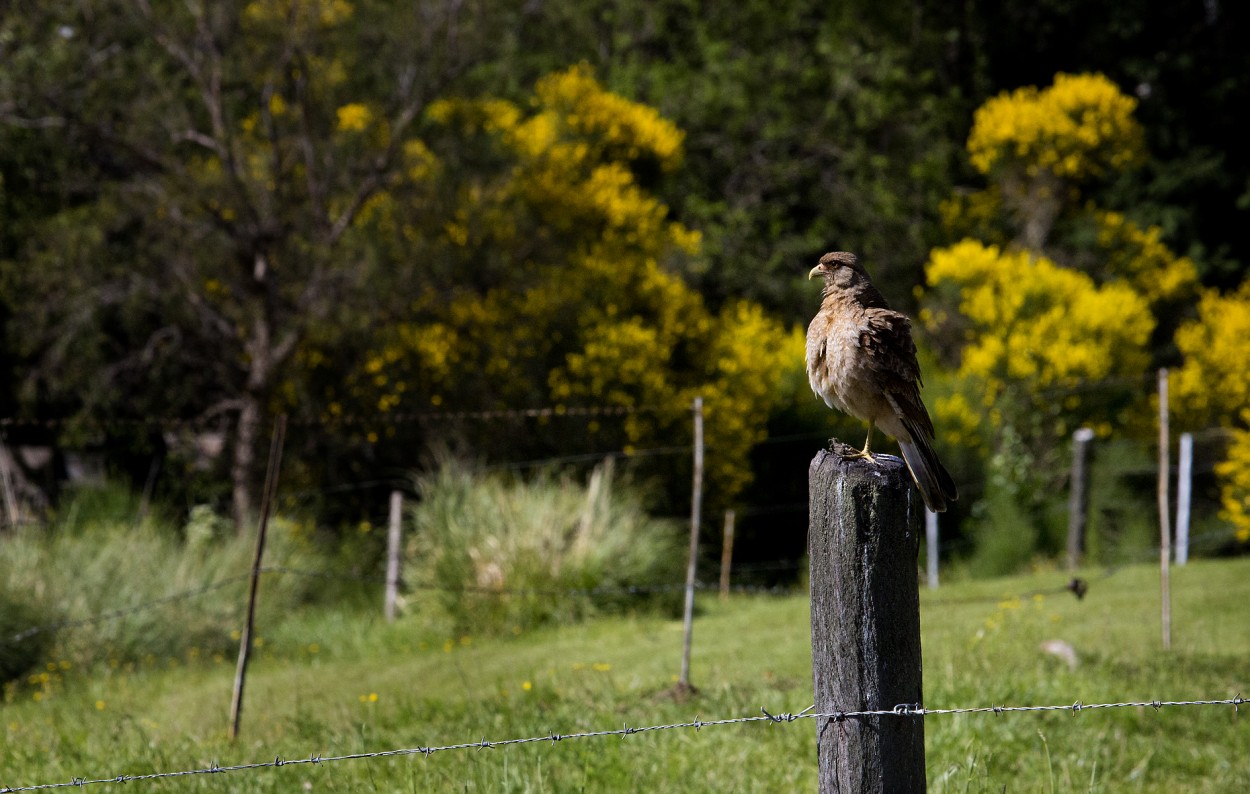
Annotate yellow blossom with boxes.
[336,103,372,133]
[968,73,1144,181]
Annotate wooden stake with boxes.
[1066,427,1094,571]
[1176,432,1193,566]
[924,508,939,590]
[229,414,287,740]
[1157,369,1171,650]
[385,490,403,621]
[719,509,736,601]
[809,447,925,792]
[0,435,20,526]
[678,396,703,692]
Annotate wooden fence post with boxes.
[0,436,19,527]
[924,509,939,590]
[809,446,925,793]
[385,490,403,622]
[229,414,287,741]
[719,509,735,601]
[1066,427,1094,571]
[1175,432,1192,566]
[678,396,703,694]
[1157,369,1172,650]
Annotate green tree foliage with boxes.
[0,0,504,525]
[475,0,966,320]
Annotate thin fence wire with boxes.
[2,576,251,645]
[10,518,1239,649]
[0,568,800,649]
[1,697,1243,792]
[0,403,674,433]
[20,529,1239,650]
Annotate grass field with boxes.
[3,558,1248,792]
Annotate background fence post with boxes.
[809,446,925,793]
[1175,432,1192,566]
[385,490,403,622]
[924,509,939,590]
[229,414,286,741]
[678,396,703,693]
[0,436,19,526]
[719,509,735,601]
[1157,369,1172,650]
[1066,427,1094,571]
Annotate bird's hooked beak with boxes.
[808,265,823,280]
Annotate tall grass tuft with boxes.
[406,456,683,633]
[0,484,322,677]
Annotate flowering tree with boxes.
[965,73,1145,250]
[924,73,1198,567]
[310,66,799,504]
[1173,284,1250,544]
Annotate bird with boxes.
[805,251,957,512]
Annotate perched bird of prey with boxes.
[806,251,957,512]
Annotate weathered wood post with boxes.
[719,509,736,601]
[229,414,287,741]
[809,446,925,793]
[384,490,403,622]
[924,509,939,590]
[1066,427,1095,571]
[1175,432,1193,566]
[1157,368,1172,650]
[678,396,704,693]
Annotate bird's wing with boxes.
[861,308,935,438]
[859,308,922,386]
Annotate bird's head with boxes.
[808,251,865,290]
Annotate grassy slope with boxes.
[3,559,1248,792]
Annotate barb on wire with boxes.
[2,697,1243,792]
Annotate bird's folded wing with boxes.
[858,308,922,386]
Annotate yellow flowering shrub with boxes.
[1172,283,1250,542]
[1091,210,1197,307]
[242,0,353,30]
[327,67,790,502]
[1217,417,1250,543]
[1173,283,1250,427]
[926,239,1153,439]
[968,73,1144,181]
[530,64,685,171]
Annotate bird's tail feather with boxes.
[898,436,957,513]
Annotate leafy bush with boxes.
[0,581,58,685]
[406,457,683,633]
[0,485,322,672]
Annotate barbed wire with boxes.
[0,568,798,649]
[2,696,1243,792]
[0,402,676,433]
[2,576,250,646]
[261,566,797,597]
[7,522,1240,650]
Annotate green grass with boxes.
[3,558,1248,792]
